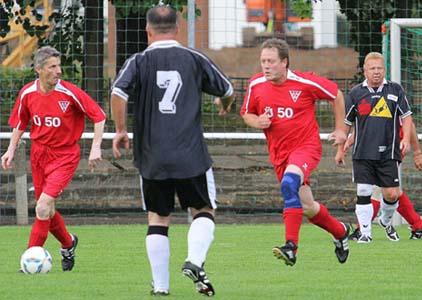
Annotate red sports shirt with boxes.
[9,79,106,147]
[240,70,338,165]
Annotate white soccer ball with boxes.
[20,246,53,274]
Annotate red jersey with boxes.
[240,70,338,165]
[9,79,106,147]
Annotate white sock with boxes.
[186,216,215,267]
[356,204,373,237]
[380,199,399,226]
[146,234,170,292]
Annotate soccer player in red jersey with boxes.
[240,38,350,266]
[1,46,106,271]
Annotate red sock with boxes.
[50,211,73,248]
[308,203,345,239]
[397,192,422,230]
[282,208,303,247]
[27,218,51,248]
[371,199,381,221]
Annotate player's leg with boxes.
[300,185,350,263]
[397,191,422,238]
[355,183,374,242]
[41,145,80,270]
[349,185,381,241]
[27,192,54,248]
[142,177,173,295]
[178,169,216,296]
[376,161,401,241]
[272,164,302,266]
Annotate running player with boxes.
[240,38,350,267]
[1,46,106,271]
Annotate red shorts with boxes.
[273,146,322,185]
[30,142,80,200]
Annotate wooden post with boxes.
[15,140,28,225]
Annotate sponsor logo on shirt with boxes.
[370,97,392,118]
[358,99,371,115]
[289,90,301,102]
[387,94,398,102]
[58,100,70,113]
[302,162,308,170]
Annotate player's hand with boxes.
[400,140,410,157]
[88,145,102,168]
[1,150,14,170]
[335,147,346,167]
[214,97,233,116]
[256,113,271,129]
[328,129,347,146]
[413,151,422,171]
[112,131,130,159]
[343,134,354,153]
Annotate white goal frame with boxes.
[390,18,422,83]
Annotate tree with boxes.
[110,0,195,74]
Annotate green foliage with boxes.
[0,66,34,128]
[40,1,85,82]
[111,0,198,19]
[335,0,422,66]
[0,1,85,80]
[287,0,313,19]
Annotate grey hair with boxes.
[33,46,61,69]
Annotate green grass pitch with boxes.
[1,223,422,300]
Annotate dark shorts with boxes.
[140,169,217,217]
[352,159,400,187]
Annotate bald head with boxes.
[146,5,178,35]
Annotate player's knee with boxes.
[356,183,373,205]
[35,202,51,219]
[280,172,302,209]
[383,189,400,202]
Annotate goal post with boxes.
[389,18,422,83]
[383,18,422,226]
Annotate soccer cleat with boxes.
[410,229,422,240]
[60,234,78,271]
[348,227,362,241]
[150,289,170,296]
[181,261,215,297]
[333,223,350,264]
[357,234,372,244]
[378,219,399,241]
[272,240,297,266]
[150,281,169,296]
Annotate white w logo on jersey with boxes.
[289,90,302,102]
[58,101,70,113]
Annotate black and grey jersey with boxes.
[345,79,412,161]
[111,40,233,180]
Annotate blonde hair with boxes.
[364,52,384,65]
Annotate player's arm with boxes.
[409,121,422,170]
[242,112,271,129]
[1,128,25,170]
[111,93,130,158]
[400,115,413,157]
[88,119,105,168]
[328,90,348,147]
